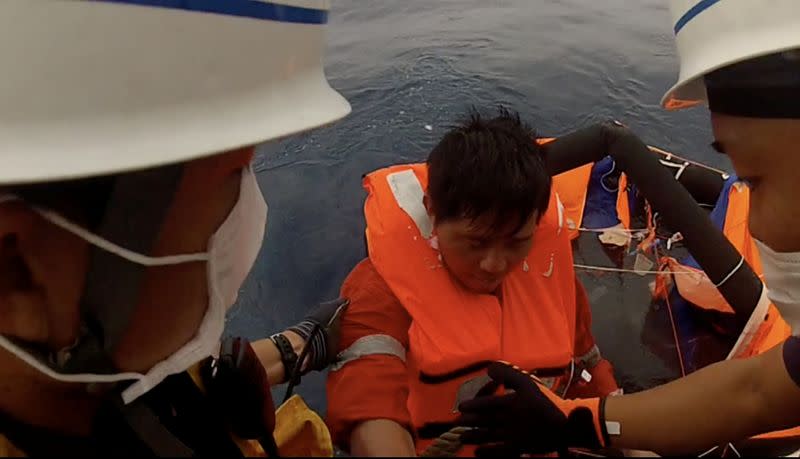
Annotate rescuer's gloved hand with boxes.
[286,297,350,374]
[457,361,609,457]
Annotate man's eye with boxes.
[468,239,486,249]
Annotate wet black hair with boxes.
[426,106,551,235]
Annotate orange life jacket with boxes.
[552,163,594,240]
[718,182,791,362]
[363,163,578,455]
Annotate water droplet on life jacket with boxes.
[542,255,554,277]
[523,260,529,272]
[429,236,439,250]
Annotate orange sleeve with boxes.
[325,258,413,450]
[573,275,596,357]
[570,275,620,398]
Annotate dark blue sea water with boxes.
[226,0,735,416]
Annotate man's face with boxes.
[432,209,538,294]
[0,147,255,374]
[711,113,800,252]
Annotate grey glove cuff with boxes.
[286,319,327,374]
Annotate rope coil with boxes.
[420,427,470,457]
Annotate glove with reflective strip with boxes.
[456,361,610,456]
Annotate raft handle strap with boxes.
[674,162,689,181]
[657,159,690,181]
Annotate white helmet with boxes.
[661,0,800,110]
[0,0,351,185]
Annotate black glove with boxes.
[286,297,349,374]
[203,336,280,456]
[456,361,608,457]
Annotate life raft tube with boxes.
[543,127,762,328]
[543,124,800,453]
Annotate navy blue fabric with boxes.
[100,0,328,24]
[783,336,800,388]
[583,157,621,229]
[674,0,721,34]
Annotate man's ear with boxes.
[0,205,49,344]
[423,194,438,232]
[423,194,434,220]
[0,203,86,349]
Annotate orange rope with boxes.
[664,279,687,378]
[654,241,687,377]
[642,205,687,378]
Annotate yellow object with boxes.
[0,434,25,457]
[274,395,333,457]
[1,364,332,457]
[187,363,333,457]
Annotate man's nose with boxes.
[479,248,507,274]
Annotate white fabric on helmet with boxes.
[661,0,800,109]
[0,0,350,185]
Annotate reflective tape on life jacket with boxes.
[363,163,579,454]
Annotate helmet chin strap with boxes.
[58,164,185,375]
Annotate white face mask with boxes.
[0,166,268,404]
[754,238,800,335]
